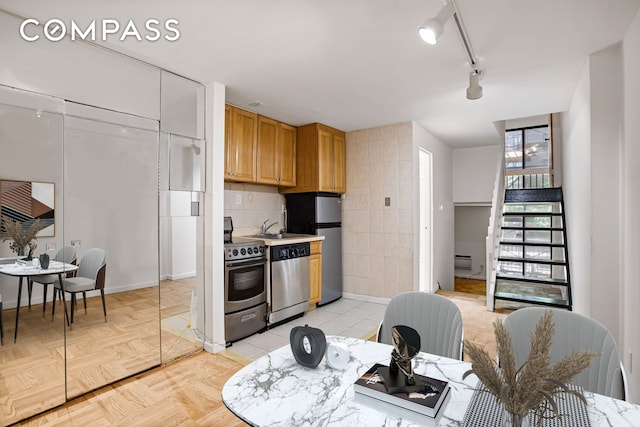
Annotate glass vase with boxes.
[501,406,529,427]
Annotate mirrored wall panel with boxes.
[63,105,161,398]
[0,102,66,425]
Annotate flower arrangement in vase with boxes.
[463,310,598,426]
[1,215,44,258]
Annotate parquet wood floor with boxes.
[15,290,509,426]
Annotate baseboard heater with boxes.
[454,255,472,270]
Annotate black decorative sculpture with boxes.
[378,325,425,394]
[39,253,50,269]
[290,324,326,368]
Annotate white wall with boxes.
[560,63,592,315]
[622,8,640,404]
[160,191,197,280]
[589,43,623,341]
[453,145,501,204]
[413,122,454,291]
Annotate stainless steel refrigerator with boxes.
[285,192,342,305]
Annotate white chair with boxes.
[503,307,628,401]
[377,291,464,360]
[52,248,107,324]
[28,245,76,315]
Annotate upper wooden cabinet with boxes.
[281,123,346,194]
[225,104,257,183]
[256,116,297,187]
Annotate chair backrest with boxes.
[503,307,626,400]
[378,291,463,360]
[77,248,106,281]
[55,245,77,264]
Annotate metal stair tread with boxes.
[499,241,565,248]
[497,256,567,265]
[501,226,564,231]
[493,291,571,309]
[502,211,562,216]
[496,274,569,286]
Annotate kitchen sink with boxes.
[252,232,301,239]
[253,233,284,239]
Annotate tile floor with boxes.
[226,297,387,361]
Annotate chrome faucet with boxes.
[262,219,279,234]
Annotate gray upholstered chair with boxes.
[503,307,627,401]
[52,248,107,324]
[28,245,76,314]
[377,291,464,360]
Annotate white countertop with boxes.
[239,233,324,246]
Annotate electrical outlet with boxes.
[282,204,286,213]
[236,194,242,205]
[71,240,81,248]
[46,243,56,252]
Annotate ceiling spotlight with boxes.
[418,1,454,45]
[466,70,483,100]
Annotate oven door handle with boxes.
[225,258,266,268]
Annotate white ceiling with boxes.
[1,0,639,148]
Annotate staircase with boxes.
[494,187,572,310]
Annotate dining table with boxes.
[222,335,640,426]
[0,258,78,342]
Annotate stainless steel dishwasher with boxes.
[268,242,310,325]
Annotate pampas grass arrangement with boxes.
[1,215,43,256]
[463,310,598,425]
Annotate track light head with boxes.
[418,0,454,45]
[419,19,444,45]
[466,70,483,100]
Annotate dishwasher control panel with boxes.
[271,242,310,261]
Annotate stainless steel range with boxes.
[223,217,267,345]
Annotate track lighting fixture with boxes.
[466,70,483,100]
[419,0,484,99]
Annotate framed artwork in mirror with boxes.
[0,179,55,237]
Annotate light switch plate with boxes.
[71,240,81,247]
[46,243,56,251]
[384,197,391,207]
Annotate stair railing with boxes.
[486,144,506,311]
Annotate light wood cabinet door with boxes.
[256,116,279,184]
[256,117,297,187]
[309,241,322,305]
[317,127,335,192]
[332,132,346,193]
[277,123,297,187]
[225,105,257,183]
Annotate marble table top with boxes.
[222,336,640,426]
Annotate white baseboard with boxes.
[204,341,226,354]
[342,292,390,305]
[160,272,196,281]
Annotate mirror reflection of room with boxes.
[0,52,206,426]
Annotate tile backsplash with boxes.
[224,182,286,236]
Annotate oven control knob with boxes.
[232,249,238,257]
[247,247,253,255]
[240,248,246,256]
[260,246,265,253]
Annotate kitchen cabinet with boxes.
[309,240,322,305]
[256,116,297,187]
[281,123,346,194]
[225,104,257,183]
